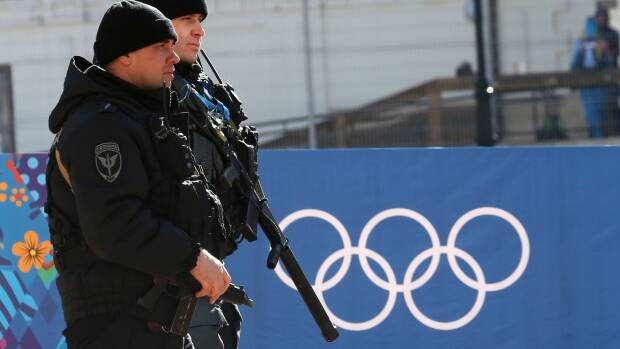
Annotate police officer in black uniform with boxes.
[138,1,256,348]
[45,1,232,348]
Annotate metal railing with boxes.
[257,69,620,148]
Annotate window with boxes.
[0,65,14,153]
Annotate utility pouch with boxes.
[173,176,227,258]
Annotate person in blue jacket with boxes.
[571,17,618,138]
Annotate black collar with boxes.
[93,69,167,113]
[175,60,204,83]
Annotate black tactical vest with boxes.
[46,98,226,324]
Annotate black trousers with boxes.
[64,314,194,349]
[220,302,242,348]
[189,302,241,349]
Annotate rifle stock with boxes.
[258,203,340,342]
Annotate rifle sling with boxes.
[54,130,73,191]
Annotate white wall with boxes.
[0,0,607,151]
[0,0,105,151]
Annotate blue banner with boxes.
[0,147,619,348]
[229,147,620,348]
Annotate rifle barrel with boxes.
[280,246,340,342]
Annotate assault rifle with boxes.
[193,51,339,342]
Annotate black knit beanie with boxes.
[94,0,178,67]
[139,0,208,21]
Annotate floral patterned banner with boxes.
[0,153,66,349]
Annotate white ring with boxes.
[274,207,529,331]
[358,208,442,292]
[446,207,530,292]
[315,247,399,331]
[276,209,352,292]
[403,246,486,330]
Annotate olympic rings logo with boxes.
[274,207,530,331]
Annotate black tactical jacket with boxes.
[173,62,245,254]
[173,61,226,184]
[47,56,200,324]
[172,61,243,327]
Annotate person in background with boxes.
[571,17,617,138]
[594,6,620,134]
[595,6,619,65]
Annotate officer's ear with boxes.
[117,54,132,66]
[104,54,133,79]
[106,55,132,72]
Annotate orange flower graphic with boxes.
[0,182,7,203]
[9,187,28,207]
[11,231,52,273]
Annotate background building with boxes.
[0,0,617,151]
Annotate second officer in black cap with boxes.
[138,0,254,348]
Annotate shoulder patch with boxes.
[95,142,122,183]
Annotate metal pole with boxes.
[302,0,318,149]
[474,0,495,146]
[483,0,499,141]
[319,0,332,112]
